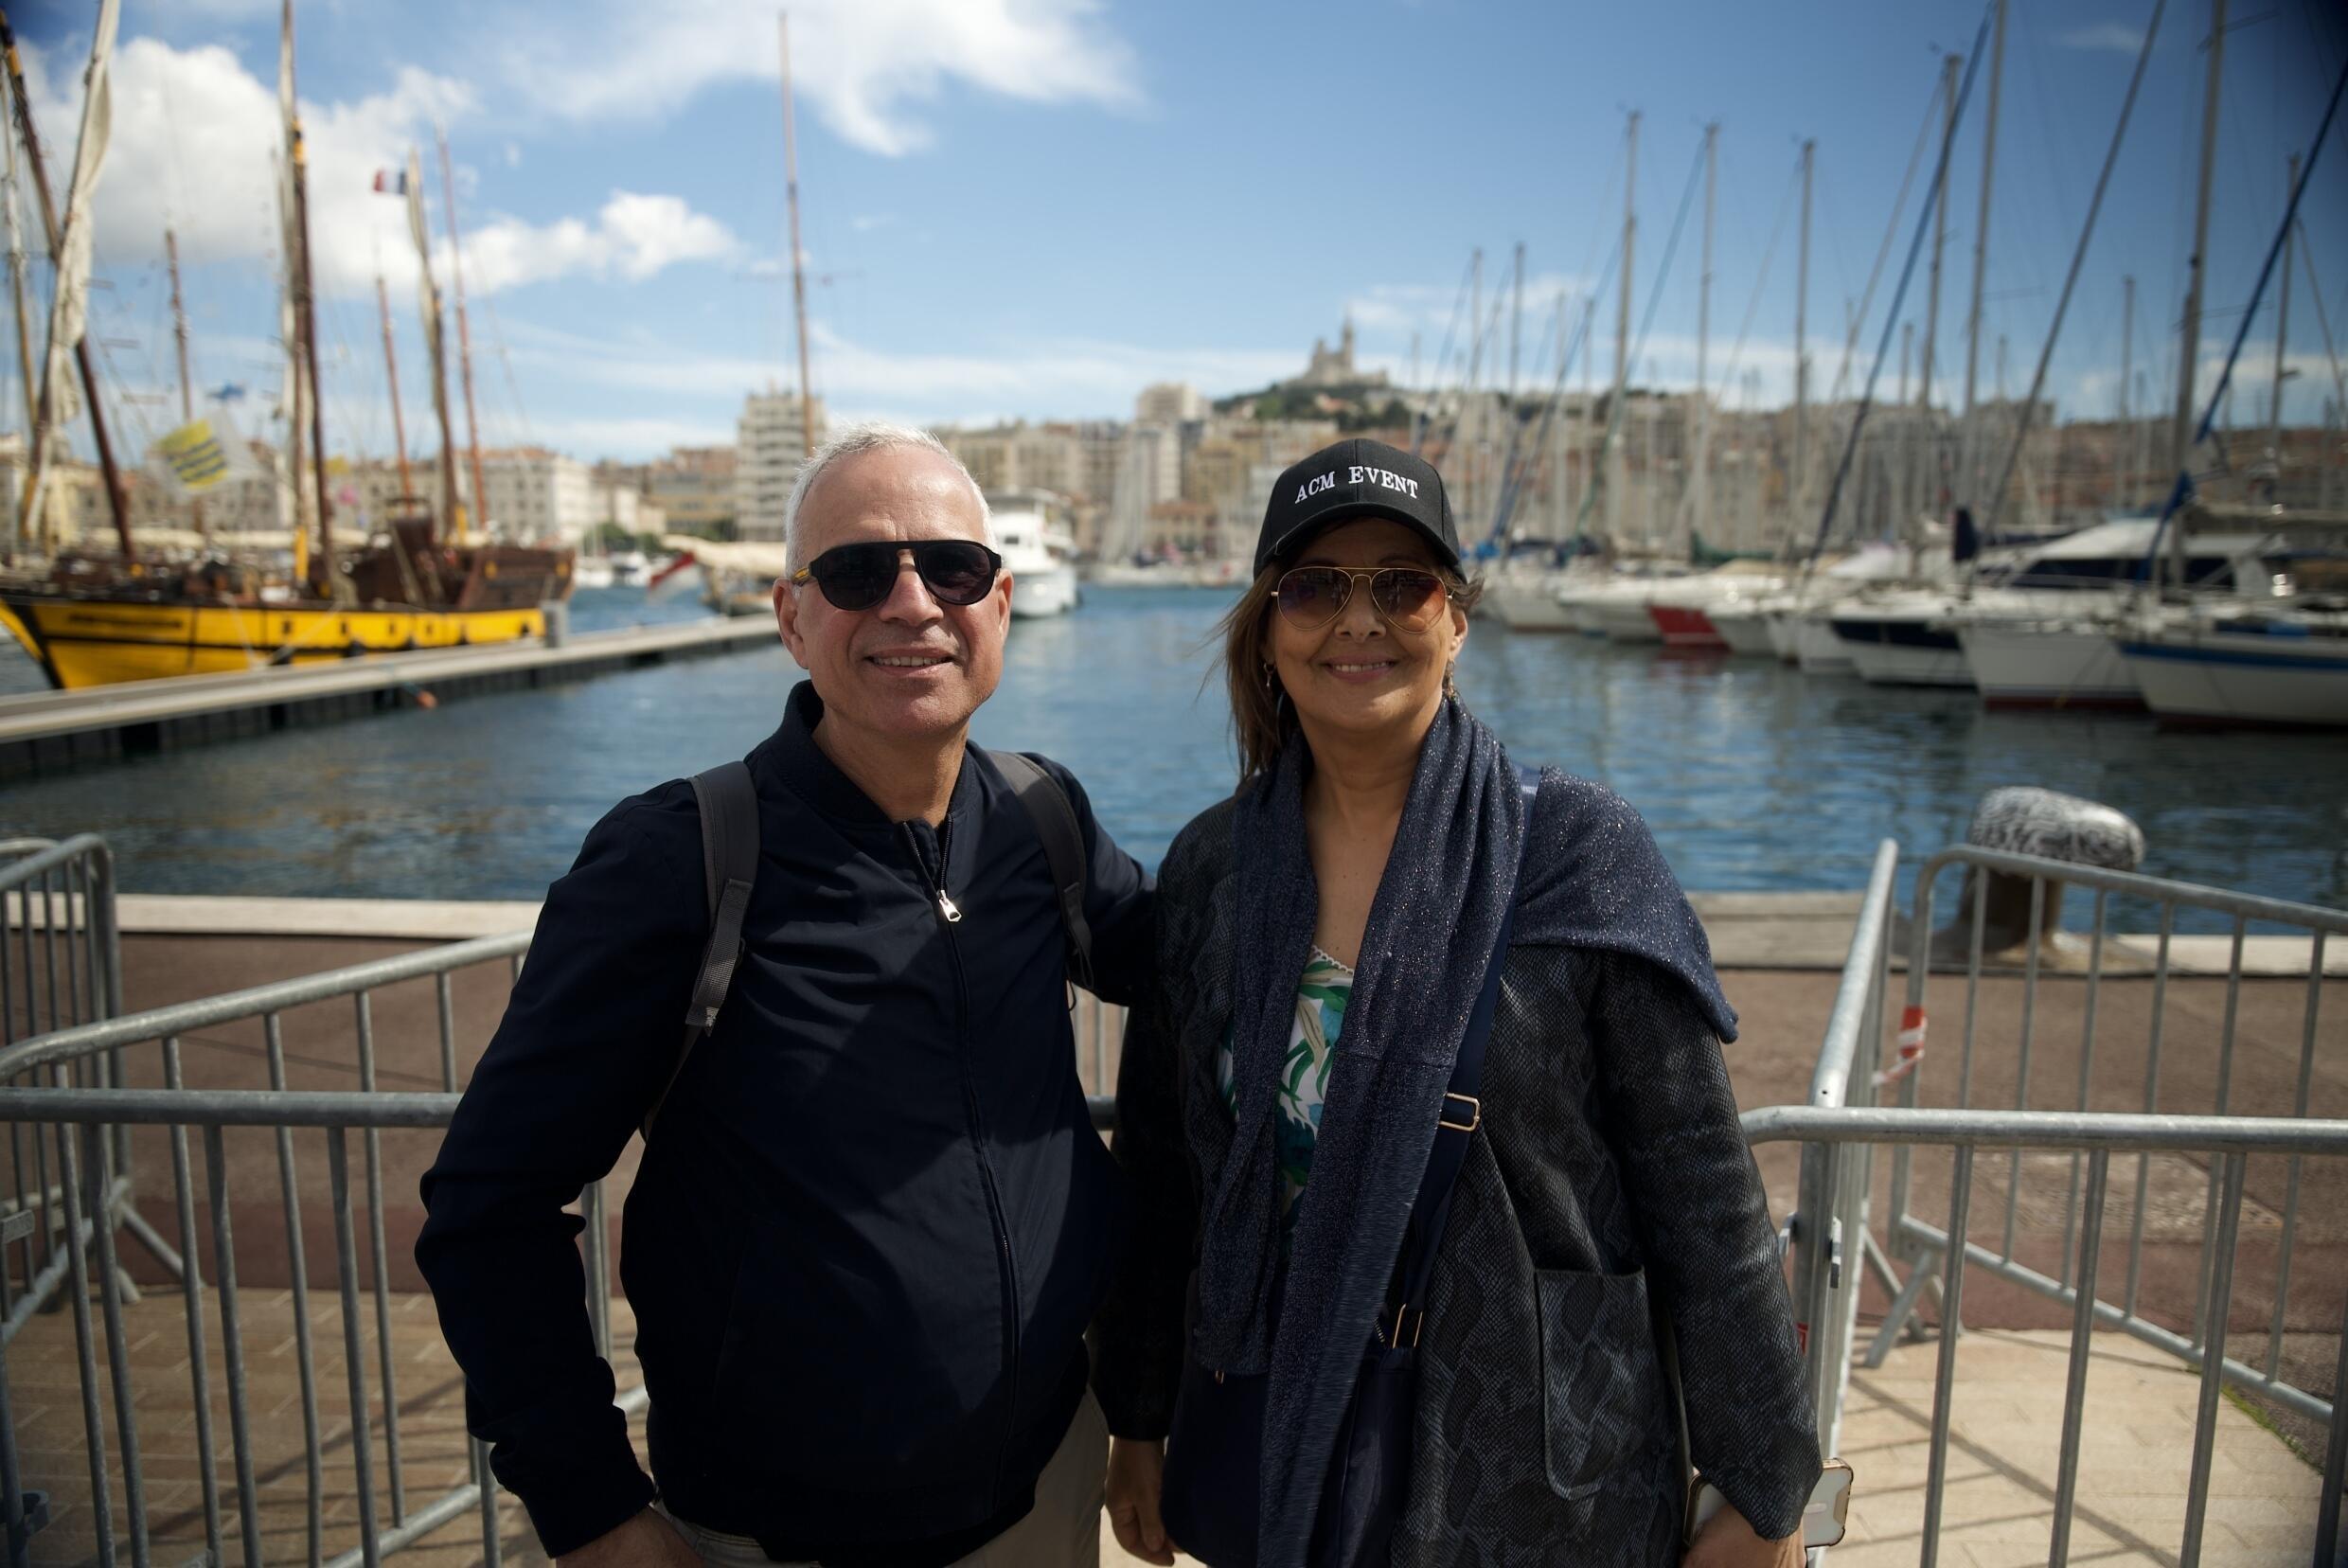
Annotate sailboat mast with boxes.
[1794,139,1813,533]
[779,12,816,457]
[1919,53,1958,511]
[378,276,413,501]
[2171,0,2226,480]
[2118,276,2134,509]
[0,7,132,557]
[437,129,487,543]
[2,69,30,447]
[2271,151,2297,466]
[166,227,205,540]
[1613,112,1636,541]
[1697,122,1715,538]
[1961,0,2009,508]
[283,0,334,591]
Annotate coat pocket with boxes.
[1535,1266,1667,1505]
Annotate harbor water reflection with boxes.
[1,586,2341,925]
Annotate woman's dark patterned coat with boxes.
[1092,789,1820,1566]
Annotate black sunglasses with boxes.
[790,540,1004,611]
[1273,565,1451,633]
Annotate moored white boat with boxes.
[1483,570,1578,631]
[994,495,1081,618]
[2115,608,2348,728]
[1957,616,2143,709]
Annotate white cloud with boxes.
[2054,23,2145,55]
[493,0,1141,156]
[24,36,734,299]
[1346,272,1595,340]
[462,192,738,292]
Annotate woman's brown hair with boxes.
[1214,556,1485,788]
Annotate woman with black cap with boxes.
[1092,438,1818,1567]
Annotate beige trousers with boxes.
[657,1388,1108,1567]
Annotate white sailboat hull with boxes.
[2117,624,2348,727]
[1958,623,2142,708]
[1705,605,1779,655]
[1587,598,1663,643]
[1484,577,1576,631]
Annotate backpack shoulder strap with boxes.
[644,759,758,1136]
[986,749,1096,993]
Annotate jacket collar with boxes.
[754,680,978,830]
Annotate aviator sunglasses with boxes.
[790,540,1005,611]
[1273,565,1451,633]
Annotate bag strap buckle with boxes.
[1437,1092,1481,1133]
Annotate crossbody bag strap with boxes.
[986,748,1097,993]
[644,759,758,1137]
[1377,763,1540,1355]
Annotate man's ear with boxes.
[773,577,811,669]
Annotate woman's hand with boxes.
[1681,1501,1802,1568]
[1105,1435,1178,1565]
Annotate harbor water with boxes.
[2,585,2342,926]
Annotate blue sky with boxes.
[11,0,2347,466]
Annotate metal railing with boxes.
[1871,846,2346,1429]
[1752,1104,2348,1568]
[1777,838,1898,1463]
[0,862,1128,1568]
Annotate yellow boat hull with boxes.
[0,594,546,691]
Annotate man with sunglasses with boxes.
[419,423,1153,1568]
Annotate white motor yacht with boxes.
[994,495,1081,618]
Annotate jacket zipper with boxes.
[900,819,1022,1495]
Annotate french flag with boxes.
[371,169,408,195]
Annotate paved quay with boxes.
[4,893,2337,1564]
[0,616,775,779]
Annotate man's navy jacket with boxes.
[417,682,1154,1565]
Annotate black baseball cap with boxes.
[1254,438,1461,576]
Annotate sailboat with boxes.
[0,1,571,691]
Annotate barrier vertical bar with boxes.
[264,1011,326,1567]
[582,1181,613,1364]
[0,1334,24,1568]
[203,1126,262,1568]
[2179,1151,2247,1568]
[436,974,458,1091]
[2126,901,2175,1321]
[2002,877,2046,1262]
[2268,931,2322,1380]
[2047,1149,2108,1568]
[85,1124,150,1568]
[161,1040,222,1568]
[328,1130,383,1568]
[474,1438,504,1568]
[2191,916,2247,1354]
[2058,891,2108,1292]
[2317,1281,2346,1566]
[354,994,406,1525]
[1957,868,1988,1106]
[51,1101,116,1568]
[1918,1145,1973,1568]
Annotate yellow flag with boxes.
[156,419,237,493]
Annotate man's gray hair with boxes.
[782,420,995,570]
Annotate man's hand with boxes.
[554,1507,703,1568]
[1682,1500,1802,1568]
[1105,1436,1177,1566]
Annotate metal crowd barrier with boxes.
[1752,1105,2348,1568]
[1871,846,2345,1429]
[0,849,1128,1568]
[1770,838,2348,1565]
